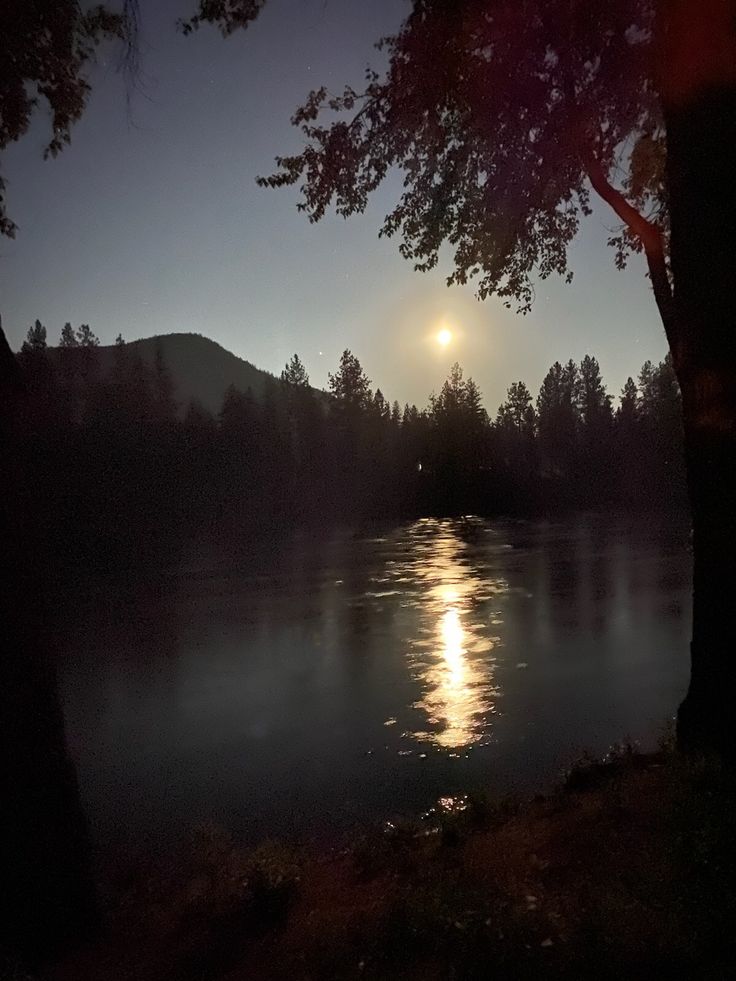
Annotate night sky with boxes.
[0,0,667,410]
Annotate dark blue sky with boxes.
[0,0,667,410]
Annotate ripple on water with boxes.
[377,518,507,751]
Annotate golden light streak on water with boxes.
[382,518,505,749]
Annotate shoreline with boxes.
[44,743,736,980]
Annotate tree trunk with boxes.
[1,321,99,965]
[665,79,736,754]
[677,385,736,754]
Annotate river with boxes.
[57,512,691,854]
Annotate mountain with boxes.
[97,333,278,415]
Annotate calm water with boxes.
[58,513,691,853]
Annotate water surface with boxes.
[58,513,691,851]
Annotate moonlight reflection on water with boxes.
[382,518,506,749]
[58,513,691,848]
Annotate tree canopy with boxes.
[328,349,373,412]
[0,0,265,237]
[260,0,668,319]
[281,353,310,388]
[0,0,720,365]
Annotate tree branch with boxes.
[347,95,379,131]
[585,153,680,358]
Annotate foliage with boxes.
[0,0,129,237]
[328,348,372,411]
[20,320,47,354]
[536,360,580,477]
[76,323,99,348]
[11,330,686,578]
[178,0,266,37]
[619,376,639,423]
[59,323,78,348]
[280,353,309,388]
[497,382,535,437]
[51,747,736,980]
[0,0,267,238]
[260,0,664,312]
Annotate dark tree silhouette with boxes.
[76,323,99,348]
[261,0,736,755]
[11,326,686,530]
[497,382,534,437]
[0,0,267,242]
[0,1,127,238]
[21,320,47,354]
[327,350,373,505]
[578,356,612,433]
[328,349,372,411]
[1,318,97,967]
[496,382,537,500]
[537,362,578,480]
[1,1,721,746]
[619,378,639,425]
[427,363,490,509]
[0,2,283,967]
[577,355,614,499]
[59,322,78,348]
[280,353,310,388]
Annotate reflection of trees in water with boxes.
[386,519,506,749]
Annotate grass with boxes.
[45,745,736,980]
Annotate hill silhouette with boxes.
[96,333,280,415]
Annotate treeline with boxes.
[14,320,685,569]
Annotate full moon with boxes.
[437,328,453,347]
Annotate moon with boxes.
[437,328,453,348]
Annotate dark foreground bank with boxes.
[33,743,736,981]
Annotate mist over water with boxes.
[57,512,690,854]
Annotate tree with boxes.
[576,355,614,499]
[638,356,680,433]
[497,382,534,436]
[427,363,489,506]
[578,356,611,429]
[152,344,176,419]
[17,320,55,409]
[0,0,731,760]
[640,353,686,496]
[261,0,671,315]
[577,355,613,458]
[463,378,486,426]
[327,350,373,502]
[0,1,269,963]
[496,381,537,494]
[638,360,658,418]
[373,388,389,421]
[73,324,101,384]
[328,349,372,412]
[0,2,125,238]
[76,324,99,348]
[280,354,323,502]
[280,353,309,388]
[431,363,466,418]
[618,377,639,427]
[59,323,78,348]
[537,362,579,479]
[0,1,266,239]
[262,0,736,754]
[21,320,47,354]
